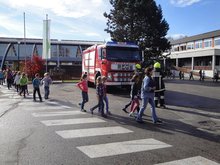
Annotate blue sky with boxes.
[0,0,219,41]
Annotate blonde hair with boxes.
[96,76,102,85]
[44,72,49,76]
[101,76,107,81]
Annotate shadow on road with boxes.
[104,112,220,144]
[166,90,220,113]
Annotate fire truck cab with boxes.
[82,41,141,86]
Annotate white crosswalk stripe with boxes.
[25,105,71,111]
[32,111,85,117]
[2,87,219,164]
[155,156,220,165]
[41,117,106,126]
[56,126,133,139]
[77,138,172,158]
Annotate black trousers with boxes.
[154,91,165,106]
[33,87,42,101]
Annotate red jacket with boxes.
[77,80,88,92]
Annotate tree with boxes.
[104,0,170,61]
[20,55,45,78]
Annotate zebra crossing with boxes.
[1,87,219,164]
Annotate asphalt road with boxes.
[0,79,220,165]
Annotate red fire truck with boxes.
[82,41,141,86]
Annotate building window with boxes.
[187,42,194,50]
[173,45,179,52]
[59,45,80,58]
[214,37,220,47]
[204,39,212,48]
[195,40,202,49]
[180,44,186,51]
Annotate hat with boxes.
[135,64,141,69]
[154,62,161,68]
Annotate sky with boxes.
[0,0,219,41]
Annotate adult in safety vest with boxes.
[152,62,166,108]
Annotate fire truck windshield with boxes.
[105,47,141,62]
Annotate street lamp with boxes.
[17,41,20,71]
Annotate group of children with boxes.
[77,74,111,118]
[32,72,52,102]
[0,69,52,102]
[76,72,142,119]
[77,68,163,124]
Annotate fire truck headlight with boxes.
[111,64,118,70]
[107,73,112,81]
[132,64,136,70]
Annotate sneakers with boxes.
[160,105,167,109]
[136,119,144,123]
[153,119,163,124]
[129,112,134,117]
[81,109,87,112]
[122,108,128,113]
[101,114,107,118]
[106,111,112,115]
[90,109,93,115]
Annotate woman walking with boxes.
[136,67,162,124]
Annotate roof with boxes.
[0,37,104,45]
[171,29,220,45]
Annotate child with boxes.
[32,73,42,102]
[102,76,111,115]
[41,72,52,99]
[14,71,21,92]
[19,72,28,98]
[90,76,106,117]
[122,74,140,113]
[76,74,88,112]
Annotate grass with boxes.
[62,79,80,83]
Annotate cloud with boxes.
[168,34,187,40]
[0,14,24,35]
[0,0,111,41]
[0,0,106,19]
[170,0,201,7]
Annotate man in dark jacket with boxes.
[152,62,166,108]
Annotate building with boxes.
[169,30,220,77]
[0,37,104,78]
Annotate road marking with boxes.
[25,106,71,111]
[155,156,220,165]
[56,126,133,139]
[77,138,172,158]
[41,117,106,126]
[19,102,72,109]
[32,111,85,117]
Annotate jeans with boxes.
[81,91,88,110]
[91,96,104,115]
[103,95,109,112]
[44,86,50,99]
[137,96,158,123]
